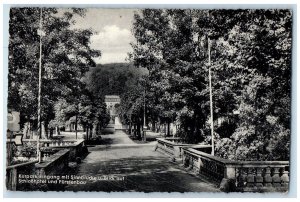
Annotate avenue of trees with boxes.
[127,9,291,161]
[7,8,292,161]
[84,63,149,138]
[8,8,109,139]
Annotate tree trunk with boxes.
[134,124,137,137]
[29,122,33,139]
[137,122,141,139]
[163,124,166,137]
[89,125,93,139]
[41,122,48,139]
[96,123,100,135]
[75,115,78,139]
[49,129,53,139]
[152,120,156,132]
[156,123,160,133]
[23,122,30,139]
[128,123,132,135]
[167,122,170,136]
[56,126,60,136]
[86,127,89,141]
[92,123,97,138]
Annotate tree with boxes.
[8,8,100,138]
[211,10,292,160]
[131,9,212,142]
[131,9,291,160]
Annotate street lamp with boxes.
[37,7,45,163]
[208,37,215,156]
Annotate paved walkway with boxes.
[101,130,136,144]
[65,130,220,192]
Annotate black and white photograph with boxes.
[4,5,293,194]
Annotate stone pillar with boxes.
[220,164,236,192]
[281,170,289,188]
[264,167,272,187]
[272,167,281,187]
[247,168,255,188]
[173,146,181,158]
[225,165,236,179]
[255,168,264,188]
[197,157,203,173]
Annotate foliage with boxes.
[84,62,148,138]
[84,63,148,98]
[213,10,291,161]
[8,8,101,138]
[130,9,291,160]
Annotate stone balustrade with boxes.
[156,138,194,158]
[22,139,86,161]
[22,139,78,147]
[156,138,211,159]
[232,161,289,192]
[7,149,71,191]
[182,147,289,192]
[35,149,70,176]
[44,139,86,161]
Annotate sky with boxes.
[72,8,137,64]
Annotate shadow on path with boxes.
[66,144,220,192]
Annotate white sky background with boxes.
[71,8,137,64]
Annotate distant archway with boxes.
[104,95,122,129]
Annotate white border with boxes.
[1,0,299,201]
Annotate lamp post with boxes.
[208,37,215,156]
[37,7,45,163]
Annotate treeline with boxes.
[84,63,148,98]
[83,63,149,138]
[8,8,109,139]
[127,9,291,161]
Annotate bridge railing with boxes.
[156,138,196,158]
[21,139,86,161]
[43,139,86,161]
[156,138,212,160]
[182,147,289,192]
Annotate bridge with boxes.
[6,129,289,192]
[62,131,289,192]
[65,130,220,192]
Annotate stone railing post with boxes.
[264,167,272,187]
[281,170,289,188]
[247,168,255,188]
[173,146,180,158]
[272,167,281,188]
[220,164,237,192]
[256,168,264,188]
[224,164,236,179]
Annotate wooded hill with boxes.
[84,63,148,100]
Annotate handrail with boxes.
[183,147,289,166]
[6,160,38,170]
[35,149,69,168]
[156,138,193,146]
